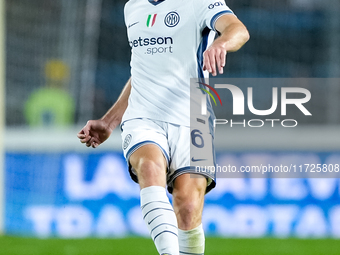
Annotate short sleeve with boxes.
[193,0,235,31]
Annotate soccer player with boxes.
[78,0,249,254]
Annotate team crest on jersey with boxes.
[146,14,157,27]
[123,134,132,150]
[164,11,180,27]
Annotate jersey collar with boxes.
[148,0,165,6]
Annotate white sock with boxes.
[141,186,179,255]
[178,224,205,255]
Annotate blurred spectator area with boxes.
[5,0,340,126]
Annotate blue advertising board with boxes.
[5,151,340,238]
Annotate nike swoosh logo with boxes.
[128,22,139,28]
[191,157,207,162]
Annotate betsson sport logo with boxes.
[128,12,179,55]
[198,83,312,128]
[129,36,174,55]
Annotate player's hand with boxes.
[77,119,114,148]
[202,38,227,76]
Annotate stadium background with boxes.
[1,0,340,254]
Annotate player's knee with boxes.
[177,201,201,230]
[135,158,166,181]
[174,194,203,230]
[178,200,197,217]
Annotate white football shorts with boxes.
[121,118,216,193]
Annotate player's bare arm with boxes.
[77,77,131,148]
[203,14,250,76]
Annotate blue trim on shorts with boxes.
[120,118,144,132]
[126,140,170,164]
[167,166,216,194]
[126,140,170,185]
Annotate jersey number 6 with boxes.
[191,129,205,148]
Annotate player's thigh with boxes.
[121,118,170,189]
[129,144,168,188]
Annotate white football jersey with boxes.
[122,0,234,127]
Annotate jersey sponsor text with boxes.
[129,36,174,55]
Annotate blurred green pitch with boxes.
[0,237,339,255]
